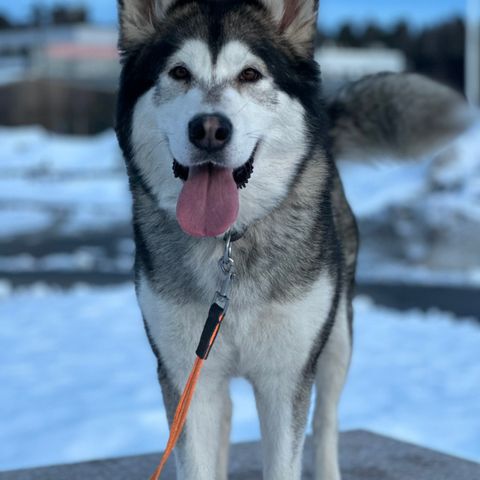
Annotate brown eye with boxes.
[239,68,262,83]
[169,66,191,81]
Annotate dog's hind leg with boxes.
[313,296,352,480]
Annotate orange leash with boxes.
[149,236,234,480]
[149,356,204,480]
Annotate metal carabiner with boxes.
[219,233,235,276]
[213,233,236,311]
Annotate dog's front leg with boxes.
[158,361,231,480]
[252,372,312,480]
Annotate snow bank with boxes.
[1,284,478,470]
[339,122,480,285]
[0,127,130,238]
[1,122,479,284]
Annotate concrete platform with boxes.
[1,430,479,479]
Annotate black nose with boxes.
[188,113,232,152]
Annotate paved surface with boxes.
[1,431,479,479]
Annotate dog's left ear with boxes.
[260,0,319,56]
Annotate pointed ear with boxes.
[260,0,319,56]
[117,0,176,51]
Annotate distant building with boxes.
[0,24,120,89]
[315,46,407,89]
[0,25,120,134]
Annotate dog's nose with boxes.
[188,113,232,152]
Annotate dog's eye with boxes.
[169,66,191,81]
[239,68,262,83]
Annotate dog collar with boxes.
[227,227,247,243]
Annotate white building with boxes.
[315,46,407,86]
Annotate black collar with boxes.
[226,228,247,243]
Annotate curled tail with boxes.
[327,72,477,162]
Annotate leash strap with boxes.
[149,236,235,480]
[196,302,226,360]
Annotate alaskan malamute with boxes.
[115,1,472,478]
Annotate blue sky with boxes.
[0,0,466,29]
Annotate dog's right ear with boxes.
[117,0,175,52]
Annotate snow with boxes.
[356,260,480,287]
[0,208,54,237]
[338,122,480,285]
[1,120,479,471]
[341,297,480,463]
[338,157,433,218]
[0,284,479,471]
[0,127,130,238]
[0,249,132,273]
[338,122,480,221]
[1,121,479,283]
[1,122,479,284]
[1,127,121,173]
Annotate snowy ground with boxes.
[0,127,130,239]
[0,282,479,471]
[1,123,479,284]
[0,245,133,274]
[1,123,479,471]
[338,122,480,286]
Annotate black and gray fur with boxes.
[115,1,473,479]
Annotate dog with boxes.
[115,1,473,478]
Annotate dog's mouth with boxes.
[174,144,258,238]
[172,144,257,189]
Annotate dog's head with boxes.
[116,0,324,238]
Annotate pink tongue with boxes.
[176,164,239,237]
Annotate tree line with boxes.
[318,18,465,93]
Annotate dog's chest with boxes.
[138,267,335,381]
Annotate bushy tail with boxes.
[327,72,477,162]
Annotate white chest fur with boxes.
[138,268,335,389]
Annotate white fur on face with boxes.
[131,39,308,227]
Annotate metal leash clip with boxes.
[213,233,236,313]
[196,233,236,360]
